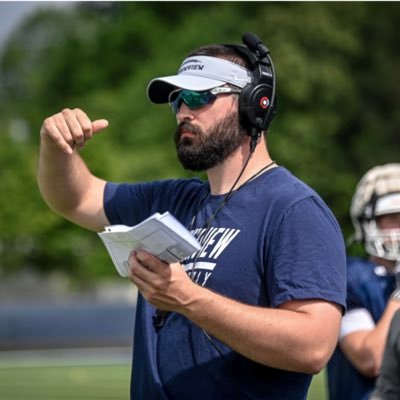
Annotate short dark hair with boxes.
[187,44,251,70]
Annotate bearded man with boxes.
[38,34,346,400]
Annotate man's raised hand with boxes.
[40,108,109,154]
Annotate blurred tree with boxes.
[0,2,399,279]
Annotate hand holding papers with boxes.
[98,212,201,277]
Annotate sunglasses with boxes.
[168,87,241,114]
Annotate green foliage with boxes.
[0,2,399,279]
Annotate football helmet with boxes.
[350,163,400,261]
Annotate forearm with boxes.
[129,252,341,373]
[180,285,341,374]
[342,300,400,377]
[37,137,106,230]
[361,300,400,375]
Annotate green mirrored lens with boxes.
[171,90,216,113]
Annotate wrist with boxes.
[179,283,210,318]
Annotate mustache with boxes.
[174,122,202,142]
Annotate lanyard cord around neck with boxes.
[186,152,276,400]
[190,157,276,236]
[188,156,276,283]
[152,145,276,399]
[153,146,277,331]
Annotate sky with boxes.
[0,1,71,50]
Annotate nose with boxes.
[176,102,195,123]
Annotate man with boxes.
[38,34,346,399]
[327,164,400,400]
[370,309,400,400]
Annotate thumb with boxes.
[92,119,109,134]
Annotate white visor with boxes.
[375,193,400,216]
[147,56,252,104]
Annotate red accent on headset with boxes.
[259,96,270,109]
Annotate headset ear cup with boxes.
[239,83,274,132]
[238,84,254,131]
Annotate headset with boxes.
[224,33,277,150]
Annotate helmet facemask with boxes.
[361,219,400,261]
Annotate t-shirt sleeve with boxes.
[339,308,375,340]
[104,181,156,227]
[103,178,205,227]
[266,196,347,310]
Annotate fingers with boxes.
[127,251,169,288]
[92,119,109,133]
[128,252,194,312]
[40,108,109,154]
[128,251,157,279]
[41,116,74,155]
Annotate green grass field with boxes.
[0,363,327,400]
[308,370,328,400]
[0,364,131,400]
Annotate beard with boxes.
[174,111,248,171]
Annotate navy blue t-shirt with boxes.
[327,257,396,400]
[104,166,346,400]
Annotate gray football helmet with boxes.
[350,164,400,261]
